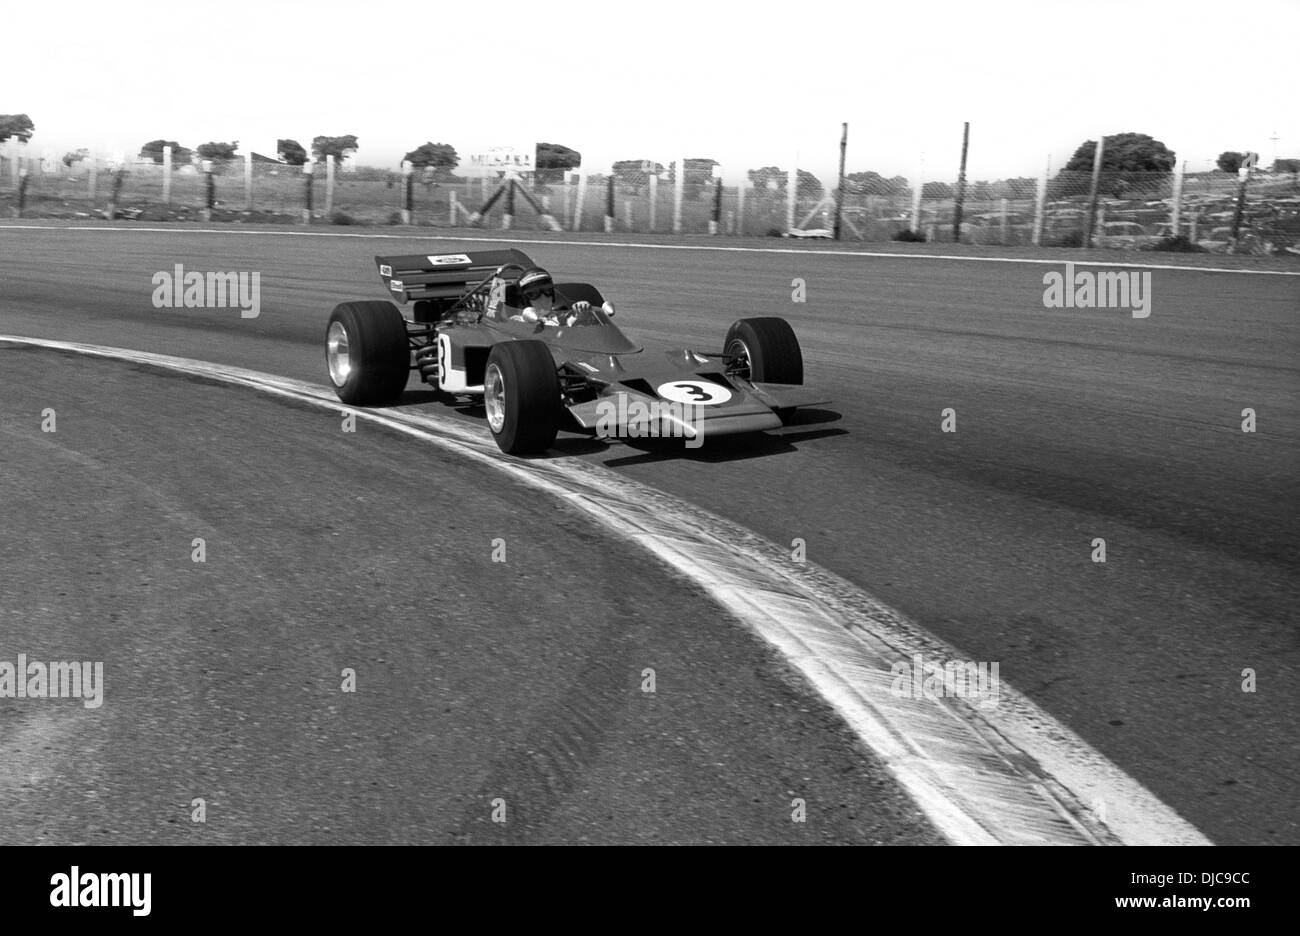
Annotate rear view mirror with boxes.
[603,301,616,317]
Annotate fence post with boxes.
[604,175,614,233]
[1170,159,1185,238]
[999,197,1009,243]
[199,160,214,222]
[736,180,746,236]
[449,190,457,226]
[710,177,722,235]
[108,167,126,221]
[1230,164,1250,245]
[786,166,797,233]
[1032,155,1048,245]
[672,156,685,233]
[648,173,658,232]
[1083,135,1105,248]
[325,154,335,215]
[911,159,923,234]
[14,167,28,218]
[623,199,632,231]
[402,161,414,225]
[953,121,970,243]
[833,122,847,240]
[88,152,98,208]
[573,168,587,231]
[302,158,313,224]
[245,151,253,211]
[162,145,172,206]
[503,176,514,230]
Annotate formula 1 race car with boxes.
[324,248,826,454]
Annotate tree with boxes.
[666,158,720,199]
[922,181,954,199]
[612,159,665,187]
[535,142,581,184]
[404,141,458,171]
[682,157,719,182]
[404,142,459,184]
[845,171,908,197]
[0,114,35,144]
[748,166,787,193]
[1063,133,1176,174]
[795,169,823,200]
[1216,151,1244,173]
[139,139,192,165]
[62,148,89,167]
[997,177,1038,200]
[312,135,359,163]
[196,141,239,166]
[1274,158,1300,174]
[278,139,308,166]
[1053,132,1175,199]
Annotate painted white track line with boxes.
[0,335,1214,846]
[1,223,1296,276]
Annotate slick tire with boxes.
[723,316,803,385]
[483,340,561,455]
[326,300,410,406]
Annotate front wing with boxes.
[566,380,829,439]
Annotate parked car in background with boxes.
[1196,227,1273,255]
[1094,221,1159,249]
[962,211,1034,245]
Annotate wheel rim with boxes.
[326,321,352,387]
[725,338,752,380]
[484,363,506,433]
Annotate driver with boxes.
[514,267,592,326]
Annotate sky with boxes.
[6,0,1297,186]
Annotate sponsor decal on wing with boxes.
[426,254,473,266]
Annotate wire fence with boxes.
[3,145,1298,256]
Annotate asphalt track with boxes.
[1,224,1296,844]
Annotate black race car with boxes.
[325,248,825,454]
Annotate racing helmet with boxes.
[518,267,554,303]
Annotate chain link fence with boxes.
[3,144,1298,255]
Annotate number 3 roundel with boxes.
[656,380,732,405]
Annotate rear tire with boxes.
[484,341,560,455]
[326,301,410,405]
[724,316,803,384]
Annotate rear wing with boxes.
[375,249,533,304]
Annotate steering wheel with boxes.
[558,302,597,327]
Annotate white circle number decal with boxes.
[657,380,732,406]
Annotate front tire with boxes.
[725,317,803,425]
[724,316,803,384]
[326,301,410,405]
[484,341,561,455]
